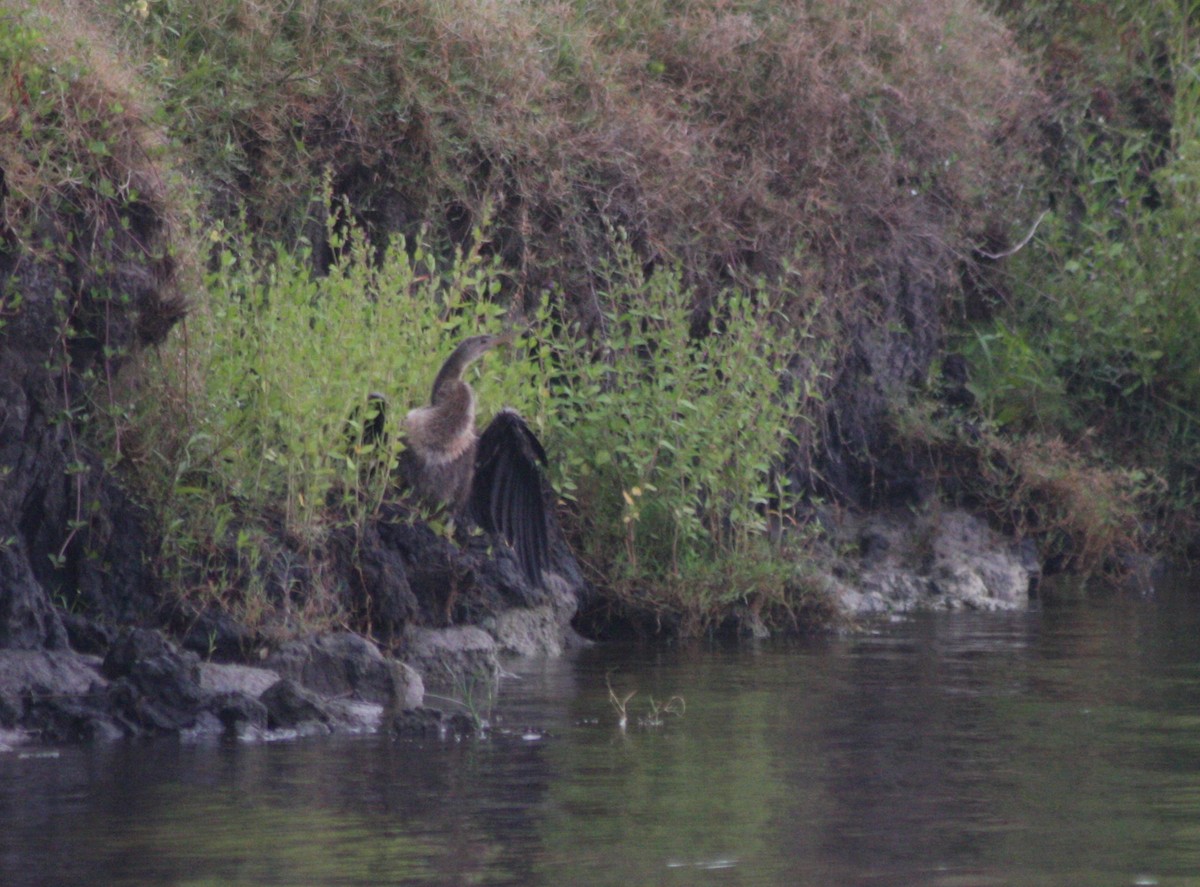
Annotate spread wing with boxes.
[470,408,550,587]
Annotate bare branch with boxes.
[975,209,1050,261]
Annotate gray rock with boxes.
[0,530,68,651]
[101,629,208,734]
[255,679,382,737]
[484,572,589,657]
[404,625,499,693]
[323,699,385,734]
[0,649,136,742]
[388,707,477,738]
[266,632,422,709]
[199,662,281,697]
[260,679,333,732]
[0,626,431,744]
[829,508,1036,617]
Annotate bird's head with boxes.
[455,331,514,365]
[431,332,517,399]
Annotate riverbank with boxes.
[0,501,1049,745]
[1,0,1195,744]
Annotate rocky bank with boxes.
[0,501,1041,749]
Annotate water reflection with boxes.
[4,585,1200,885]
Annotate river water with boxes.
[3,583,1200,886]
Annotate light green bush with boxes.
[135,215,825,632]
[136,216,539,626]
[540,247,827,629]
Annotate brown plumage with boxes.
[398,334,551,586]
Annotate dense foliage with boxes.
[125,218,821,632]
[964,0,1200,538]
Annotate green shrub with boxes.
[964,39,1200,510]
[541,246,828,631]
[946,2,1200,551]
[962,322,1074,433]
[133,212,827,633]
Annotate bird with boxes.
[395,332,552,587]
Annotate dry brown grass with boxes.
[888,400,1151,575]
[995,435,1152,573]
[99,0,1044,330]
[2,0,185,349]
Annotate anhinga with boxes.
[397,333,551,587]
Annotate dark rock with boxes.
[358,501,586,638]
[266,632,423,709]
[103,628,193,681]
[797,256,947,507]
[375,512,465,625]
[1017,537,1042,597]
[859,530,891,563]
[101,629,206,734]
[938,352,977,410]
[467,536,551,609]
[25,692,125,743]
[207,691,269,737]
[175,608,257,662]
[388,707,477,738]
[334,519,420,638]
[0,650,105,731]
[59,612,115,656]
[260,679,332,731]
[61,468,161,628]
[0,527,68,651]
[714,604,771,641]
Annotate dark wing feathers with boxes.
[470,408,551,586]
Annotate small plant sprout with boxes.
[607,674,637,731]
[438,661,498,735]
[638,695,686,728]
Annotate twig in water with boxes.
[639,695,686,728]
[607,674,636,731]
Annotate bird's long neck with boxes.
[406,350,480,465]
[430,346,477,404]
